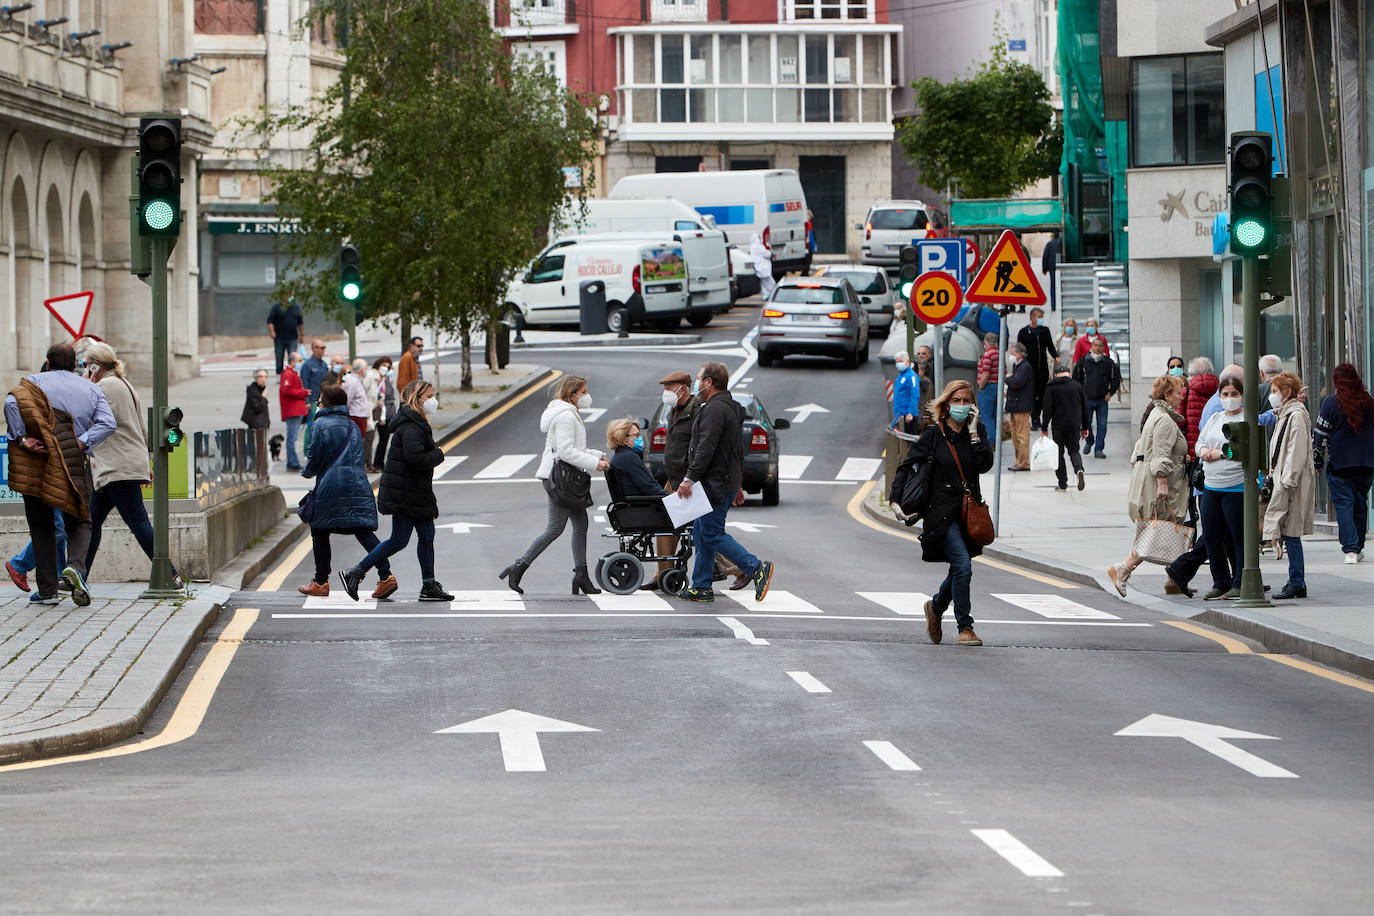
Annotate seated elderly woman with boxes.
[606,416,664,497]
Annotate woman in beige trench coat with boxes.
[1108,374,1189,596]
[1263,371,1315,599]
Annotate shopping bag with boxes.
[1132,501,1193,565]
[1029,436,1055,471]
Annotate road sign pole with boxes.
[143,236,179,598]
[991,308,1009,528]
[1235,255,1270,607]
[933,324,944,400]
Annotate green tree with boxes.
[897,39,1061,199]
[241,0,599,388]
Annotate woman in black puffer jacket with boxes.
[338,380,452,602]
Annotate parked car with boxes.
[813,264,896,337]
[645,391,789,506]
[756,276,871,369]
[503,240,688,332]
[859,200,948,268]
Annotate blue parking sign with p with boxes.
[915,239,967,289]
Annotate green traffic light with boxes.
[165,428,183,448]
[143,200,176,231]
[342,281,361,301]
[1233,219,1266,249]
[901,281,914,298]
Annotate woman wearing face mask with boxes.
[1072,318,1108,364]
[1261,372,1314,598]
[371,357,396,469]
[1166,356,1186,376]
[500,376,610,595]
[606,417,661,496]
[1194,377,1248,599]
[1055,319,1079,366]
[339,380,452,602]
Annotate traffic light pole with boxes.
[991,307,1009,528]
[143,236,179,598]
[1236,255,1270,607]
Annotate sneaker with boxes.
[419,580,453,602]
[1360,551,1367,562]
[297,580,330,597]
[1222,588,1243,600]
[338,568,365,601]
[1054,485,1067,492]
[679,587,715,603]
[923,599,943,644]
[1346,553,1360,565]
[6,560,29,593]
[1094,452,1106,459]
[957,629,984,647]
[1076,469,1086,491]
[60,566,90,608]
[1082,440,1093,455]
[372,575,399,600]
[171,573,187,591]
[29,592,59,606]
[1202,586,1229,600]
[751,560,774,602]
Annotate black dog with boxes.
[268,434,284,462]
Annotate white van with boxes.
[609,170,811,278]
[553,197,716,236]
[504,240,689,332]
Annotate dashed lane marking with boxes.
[971,829,1065,878]
[863,740,921,771]
[786,671,831,693]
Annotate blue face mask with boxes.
[948,404,973,422]
[631,436,645,453]
[1169,367,1185,376]
[691,379,701,396]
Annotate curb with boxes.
[512,334,700,349]
[212,516,311,591]
[0,586,233,765]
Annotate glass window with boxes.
[748,35,772,83]
[772,286,845,304]
[861,88,885,122]
[632,89,657,121]
[1130,54,1225,166]
[1186,55,1225,163]
[833,35,855,83]
[776,88,801,122]
[661,88,687,121]
[217,253,277,288]
[689,35,713,83]
[834,88,857,122]
[746,88,773,122]
[805,35,828,84]
[689,88,715,122]
[530,255,565,283]
[827,269,885,294]
[719,88,745,121]
[719,35,742,83]
[862,35,884,82]
[804,88,830,122]
[633,35,655,84]
[777,35,799,84]
[662,36,684,84]
[870,208,928,230]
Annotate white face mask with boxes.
[577,393,593,410]
[1269,391,1284,409]
[422,396,439,416]
[1221,396,1242,413]
[661,389,679,409]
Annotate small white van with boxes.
[504,240,689,332]
[609,170,811,278]
[553,197,716,236]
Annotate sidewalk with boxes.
[867,407,1374,680]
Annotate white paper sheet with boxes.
[662,485,713,528]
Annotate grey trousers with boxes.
[24,494,91,597]
[519,491,589,569]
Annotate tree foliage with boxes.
[897,38,1061,199]
[241,0,599,386]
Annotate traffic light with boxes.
[340,245,361,302]
[1228,132,1273,255]
[137,117,181,237]
[898,245,918,300]
[160,407,184,452]
[1221,420,1249,461]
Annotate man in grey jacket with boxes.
[675,362,774,603]
[1004,342,1035,471]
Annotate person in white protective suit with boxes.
[750,233,775,301]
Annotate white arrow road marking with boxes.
[717,616,768,645]
[435,709,599,772]
[474,454,536,478]
[863,740,921,771]
[787,671,831,694]
[784,403,830,423]
[779,455,813,479]
[835,457,882,481]
[437,522,493,534]
[857,592,934,615]
[971,829,1064,878]
[579,407,607,423]
[991,593,1120,620]
[1115,714,1298,778]
[724,589,822,614]
[433,455,468,479]
[725,521,777,534]
[447,591,525,611]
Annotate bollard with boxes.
[579,280,608,335]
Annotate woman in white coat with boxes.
[500,375,610,595]
[1263,371,1315,599]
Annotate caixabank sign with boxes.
[1127,166,1228,260]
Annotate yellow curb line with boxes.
[1163,620,1374,695]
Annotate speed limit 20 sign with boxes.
[911,270,963,325]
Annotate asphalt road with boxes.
[3,311,1373,915]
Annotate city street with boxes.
[2,315,1372,915]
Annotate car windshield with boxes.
[827,270,884,294]
[772,286,844,305]
[870,209,929,231]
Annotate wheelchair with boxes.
[594,470,694,595]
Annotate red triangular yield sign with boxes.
[964,231,1047,305]
[44,291,94,340]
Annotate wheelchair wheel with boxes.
[657,567,686,596]
[597,551,644,595]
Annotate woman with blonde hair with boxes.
[499,375,610,595]
[606,416,662,497]
[1107,374,1188,596]
[1263,371,1315,598]
[888,379,994,647]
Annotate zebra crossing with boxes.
[419,453,883,484]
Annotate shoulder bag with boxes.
[890,431,934,522]
[944,437,995,546]
[546,449,593,510]
[1259,415,1290,504]
[1132,497,1194,565]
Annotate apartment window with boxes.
[786,0,871,21]
[1130,54,1225,167]
[195,0,261,34]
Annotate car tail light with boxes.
[651,426,667,451]
[865,221,872,241]
[632,265,641,295]
[749,428,770,451]
[763,308,785,318]
[763,226,771,248]
[828,310,851,319]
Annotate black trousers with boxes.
[24,494,92,597]
[1051,426,1083,487]
[1167,504,1236,587]
[311,527,391,584]
[373,421,392,469]
[1031,372,1048,428]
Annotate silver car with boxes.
[756,276,871,369]
[859,200,946,268]
[814,264,896,337]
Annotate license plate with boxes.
[792,314,822,322]
[887,243,902,251]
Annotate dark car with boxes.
[644,391,789,506]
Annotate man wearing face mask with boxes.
[891,351,919,434]
[654,371,700,585]
[1016,307,1057,430]
[1072,335,1121,457]
[1072,318,1109,364]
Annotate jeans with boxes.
[520,491,590,568]
[311,527,391,584]
[1051,427,1083,488]
[1284,536,1305,589]
[284,416,302,469]
[303,403,316,454]
[87,480,175,576]
[10,509,66,574]
[1327,468,1372,555]
[1201,489,1245,590]
[23,494,92,597]
[1084,398,1109,454]
[355,513,436,581]
[977,386,998,433]
[273,336,297,374]
[932,522,974,632]
[691,491,759,590]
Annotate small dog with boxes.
[268,434,284,462]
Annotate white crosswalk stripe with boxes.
[434,456,469,479]
[723,589,822,614]
[474,454,536,478]
[447,590,526,611]
[588,592,673,611]
[304,594,376,610]
[835,457,882,481]
[778,455,813,480]
[991,594,1120,620]
[856,592,933,615]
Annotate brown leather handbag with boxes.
[945,437,995,546]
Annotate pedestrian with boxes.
[5,509,66,597]
[296,384,396,598]
[893,380,993,647]
[279,351,308,471]
[341,358,370,441]
[1194,376,1249,600]
[396,336,424,395]
[4,342,116,606]
[1107,374,1188,597]
[81,343,185,590]
[371,356,396,470]
[1263,372,1314,599]
[241,368,271,432]
[1015,307,1057,429]
[498,376,610,596]
[1055,317,1079,367]
[976,331,1000,426]
[1179,357,1220,460]
[266,296,304,375]
[339,380,452,602]
[1166,355,1186,376]
[1072,317,1108,364]
[1072,335,1121,457]
[1041,235,1059,311]
[1256,353,1283,405]
[1313,362,1374,564]
[653,371,704,589]
[606,417,661,495]
[300,338,328,453]
[673,363,774,603]
[1041,359,1089,491]
[1004,342,1034,471]
[750,232,775,301]
[891,351,919,432]
[362,359,382,473]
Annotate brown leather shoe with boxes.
[297,580,329,597]
[957,629,983,647]
[372,575,399,600]
[923,599,943,644]
[728,573,751,591]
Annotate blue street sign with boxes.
[915,238,967,289]
[1008,39,1027,51]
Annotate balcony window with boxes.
[652,0,708,23]
[1130,54,1225,167]
[509,0,566,27]
[785,0,872,21]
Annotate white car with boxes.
[860,200,948,268]
[813,264,897,338]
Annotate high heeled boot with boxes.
[499,559,528,595]
[572,566,601,595]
